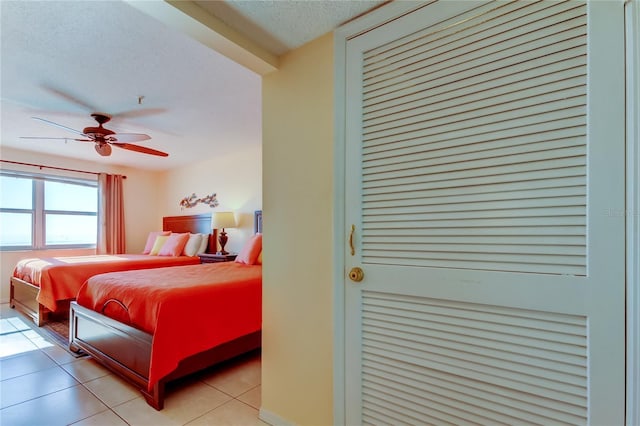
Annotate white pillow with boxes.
[196,233,209,254]
[182,233,203,257]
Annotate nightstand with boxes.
[198,253,237,263]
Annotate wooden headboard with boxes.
[162,211,262,253]
[162,213,215,253]
[163,213,211,234]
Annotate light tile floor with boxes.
[0,303,268,426]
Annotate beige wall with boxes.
[262,32,334,425]
[160,144,262,253]
[0,147,163,303]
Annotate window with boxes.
[0,172,98,250]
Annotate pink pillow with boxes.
[143,231,170,254]
[235,233,262,265]
[158,233,190,256]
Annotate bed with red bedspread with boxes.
[68,210,263,410]
[13,254,200,311]
[10,214,213,325]
[71,262,262,409]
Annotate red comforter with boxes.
[75,262,262,391]
[12,254,200,312]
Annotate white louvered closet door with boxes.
[343,1,625,425]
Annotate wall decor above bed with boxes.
[179,192,219,209]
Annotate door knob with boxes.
[349,267,364,282]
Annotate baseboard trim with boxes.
[259,408,297,426]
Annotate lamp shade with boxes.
[211,212,236,229]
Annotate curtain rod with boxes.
[0,160,127,178]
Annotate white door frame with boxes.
[626,1,640,424]
[332,1,639,424]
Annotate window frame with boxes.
[0,171,98,251]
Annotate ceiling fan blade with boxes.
[2,97,41,109]
[20,136,93,142]
[109,132,151,142]
[111,142,168,157]
[113,108,167,119]
[32,117,89,138]
[20,136,69,140]
[41,85,98,112]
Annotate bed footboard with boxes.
[69,302,261,410]
[10,277,50,326]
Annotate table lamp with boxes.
[211,212,236,255]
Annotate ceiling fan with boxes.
[22,112,169,157]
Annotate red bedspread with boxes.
[13,255,200,311]
[75,262,262,391]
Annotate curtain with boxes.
[97,173,125,254]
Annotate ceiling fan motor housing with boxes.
[91,112,112,124]
[84,113,115,138]
[83,126,115,138]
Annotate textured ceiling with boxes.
[0,0,383,171]
[1,0,261,171]
[196,0,385,55]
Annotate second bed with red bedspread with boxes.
[13,254,200,312]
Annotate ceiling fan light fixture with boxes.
[95,143,112,157]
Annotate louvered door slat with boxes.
[364,77,586,137]
[363,243,584,258]
[364,362,586,425]
[365,180,584,203]
[363,54,586,120]
[361,292,589,424]
[364,94,585,145]
[364,204,584,219]
[363,209,586,224]
[364,235,585,247]
[364,145,585,182]
[361,349,587,408]
[364,18,586,95]
[360,0,588,278]
[365,107,585,149]
[363,106,585,150]
[364,194,585,214]
[364,38,585,106]
[363,135,585,174]
[364,316,586,361]
[364,170,585,197]
[363,2,578,78]
[366,225,584,237]
[365,330,586,377]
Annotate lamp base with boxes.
[217,229,229,255]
